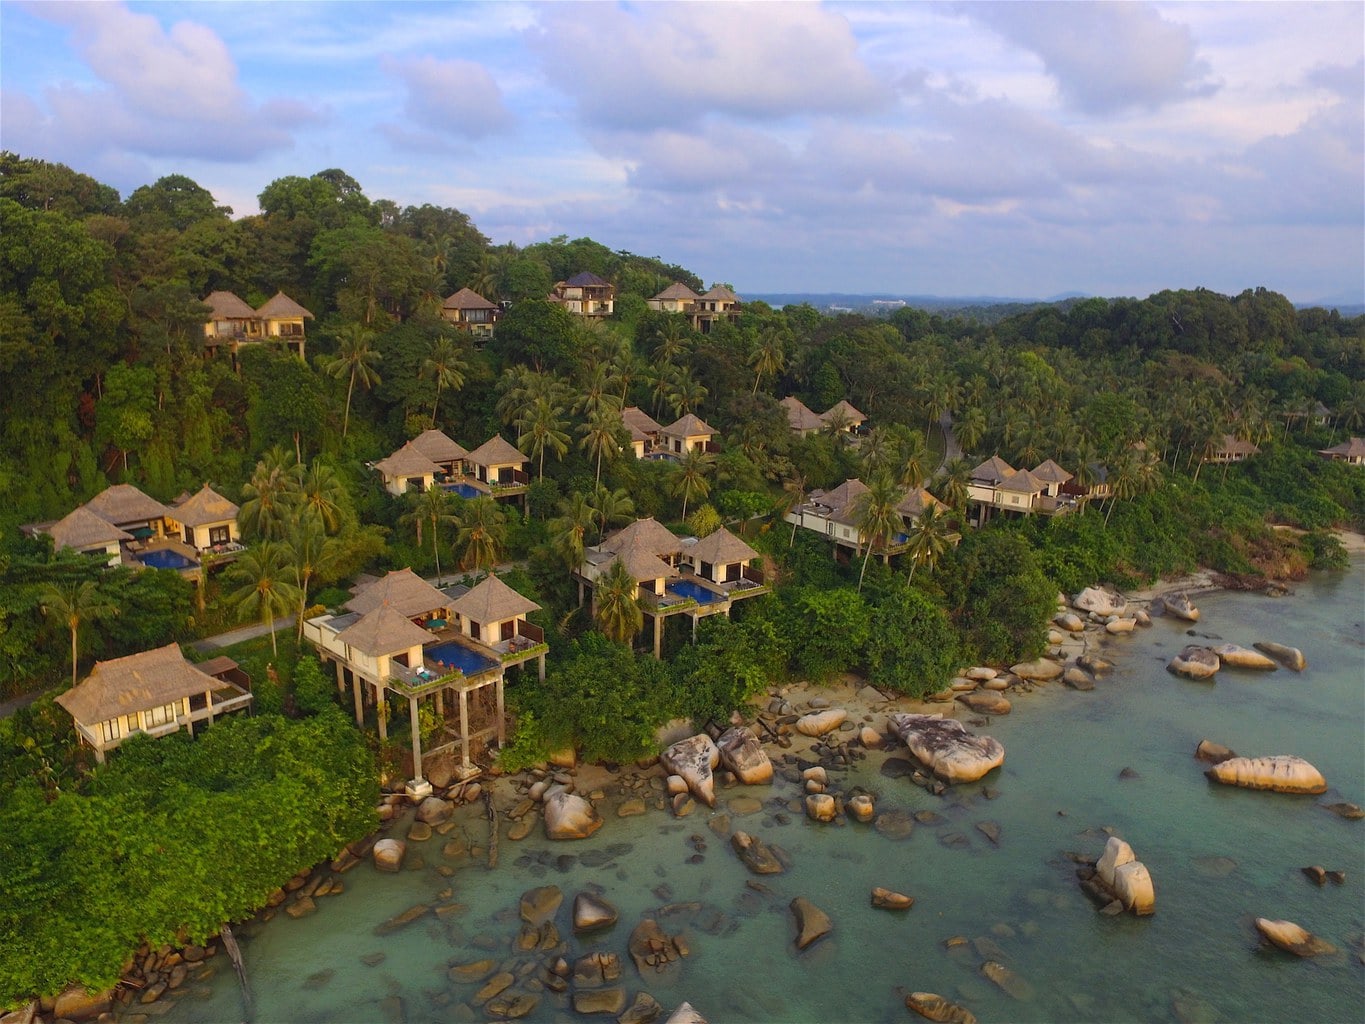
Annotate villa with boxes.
[464,435,530,499]
[574,518,768,658]
[785,479,952,559]
[549,272,615,318]
[56,643,253,763]
[439,288,501,337]
[1318,437,1365,466]
[1205,435,1261,464]
[304,568,546,783]
[372,441,442,496]
[965,456,1080,525]
[646,282,743,333]
[170,484,241,556]
[202,289,313,361]
[409,429,470,478]
[646,282,700,315]
[781,397,867,437]
[660,413,718,456]
[620,407,664,458]
[370,430,525,500]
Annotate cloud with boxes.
[4,2,317,175]
[964,1,1218,114]
[527,1,888,129]
[378,55,514,151]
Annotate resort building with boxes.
[370,430,525,500]
[621,407,664,458]
[965,456,1082,525]
[1318,437,1365,466]
[785,479,951,559]
[409,429,470,478]
[201,289,312,361]
[574,519,768,658]
[660,413,718,456]
[440,288,501,337]
[56,644,253,763]
[42,507,131,567]
[646,282,743,333]
[169,484,242,556]
[646,282,701,315]
[822,399,866,433]
[1205,435,1261,464]
[780,396,867,437]
[372,441,442,496]
[303,568,546,783]
[549,272,615,318]
[464,435,530,499]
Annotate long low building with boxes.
[785,479,950,558]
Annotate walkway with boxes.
[192,616,297,653]
[934,410,963,475]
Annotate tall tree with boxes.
[413,485,457,582]
[456,497,507,573]
[672,447,715,522]
[239,448,299,541]
[518,395,571,480]
[38,581,118,688]
[421,335,467,427]
[550,493,597,571]
[579,405,624,487]
[749,328,786,396]
[293,460,346,533]
[226,540,301,657]
[853,476,902,592]
[323,322,381,438]
[903,504,952,581]
[594,559,643,645]
[587,484,635,541]
[288,517,342,640]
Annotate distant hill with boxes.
[750,291,1363,319]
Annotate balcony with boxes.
[718,565,769,599]
[487,620,547,663]
[488,468,530,495]
[638,589,696,615]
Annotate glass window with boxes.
[209,526,230,545]
[101,720,117,742]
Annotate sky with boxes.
[2,1,1362,304]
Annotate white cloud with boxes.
[378,55,514,151]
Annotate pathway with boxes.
[191,616,297,653]
[934,410,963,475]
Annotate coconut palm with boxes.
[822,406,854,444]
[239,448,299,541]
[1104,452,1141,526]
[323,322,382,438]
[587,484,635,542]
[904,504,952,582]
[955,406,987,457]
[777,471,808,547]
[852,476,903,592]
[39,581,118,688]
[891,429,930,492]
[653,315,691,366]
[456,496,507,573]
[666,366,708,418]
[579,404,625,487]
[749,328,786,396]
[573,364,616,420]
[412,485,457,583]
[518,394,571,480]
[550,493,596,572]
[594,559,643,645]
[496,365,537,439]
[293,460,346,534]
[422,335,467,427]
[226,540,301,657]
[672,447,715,522]
[933,457,972,518]
[858,427,893,478]
[288,517,343,639]
[611,349,646,404]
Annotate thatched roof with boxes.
[449,574,539,625]
[565,271,610,288]
[701,285,739,302]
[687,527,757,566]
[810,479,868,516]
[607,536,679,583]
[84,484,174,526]
[373,442,442,480]
[1320,437,1365,458]
[970,456,1015,485]
[194,656,240,679]
[442,287,498,311]
[56,643,219,725]
[48,507,132,551]
[256,291,314,320]
[202,290,256,319]
[466,435,525,467]
[998,468,1046,494]
[410,429,468,465]
[821,399,865,424]
[622,406,663,437]
[1030,459,1073,485]
[335,604,433,657]
[172,484,239,527]
[896,488,944,518]
[663,413,715,438]
[346,568,448,618]
[652,282,700,301]
[781,396,823,432]
[603,518,685,558]
[1216,435,1260,456]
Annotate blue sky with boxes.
[2,1,1362,303]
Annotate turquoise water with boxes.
[157,564,1364,1023]
[137,549,197,570]
[668,579,726,605]
[425,641,499,676]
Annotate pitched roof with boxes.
[896,488,944,518]
[335,604,434,657]
[256,291,314,320]
[821,399,865,424]
[202,290,256,319]
[687,526,758,565]
[1320,437,1365,458]
[409,429,468,465]
[970,455,1015,485]
[345,568,449,618]
[565,271,610,288]
[998,468,1046,493]
[56,643,219,725]
[652,282,701,301]
[781,396,824,432]
[466,434,526,467]
[663,413,716,438]
[1030,459,1073,484]
[622,406,663,436]
[442,287,498,311]
[701,285,739,302]
[84,484,174,526]
[607,536,679,583]
[48,507,132,551]
[172,484,239,527]
[373,442,442,480]
[810,479,868,515]
[603,517,685,558]
[1216,435,1260,456]
[449,574,539,625]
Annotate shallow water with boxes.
[159,564,1364,1024]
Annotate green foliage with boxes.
[1299,530,1349,570]
[945,530,1055,666]
[783,585,871,681]
[291,653,335,716]
[684,504,722,538]
[671,613,785,723]
[865,586,960,697]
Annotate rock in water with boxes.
[542,792,604,840]
[1096,837,1135,887]
[887,713,1005,784]
[661,734,720,807]
[1205,755,1327,794]
[415,796,453,824]
[1063,667,1095,691]
[1252,642,1306,671]
[1106,618,1137,635]
[1010,658,1062,681]
[1213,645,1279,671]
[1113,861,1155,915]
[905,992,978,1024]
[716,727,773,785]
[805,794,836,822]
[519,885,563,926]
[1194,739,1237,763]
[790,896,833,950]
[796,708,848,736]
[573,988,626,1015]
[1254,918,1337,957]
[572,892,618,933]
[957,691,1011,715]
[871,887,914,910]
[980,960,1034,1000]
[730,831,785,874]
[1163,592,1200,621]
[1321,801,1364,820]
[1073,587,1125,617]
[665,1003,708,1024]
[372,838,406,872]
[619,991,665,1024]
[1168,646,1220,680]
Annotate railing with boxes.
[639,590,696,613]
[488,621,547,662]
[489,468,530,491]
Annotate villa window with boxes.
[125,714,140,733]
[145,703,175,727]
[209,526,230,546]
[100,720,118,743]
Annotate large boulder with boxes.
[372,838,406,872]
[796,708,848,736]
[51,986,113,1021]
[790,896,833,950]
[572,891,617,934]
[957,691,1011,715]
[730,830,785,874]
[716,727,773,786]
[1160,592,1200,622]
[1205,755,1327,794]
[905,992,977,1024]
[805,794,837,822]
[519,885,563,926]
[661,734,721,807]
[414,796,453,824]
[888,713,1005,784]
[1168,646,1219,680]
[1073,587,1125,617]
[543,791,604,839]
[1096,836,1135,888]
[1112,861,1155,915]
[1253,642,1307,671]
[1010,658,1062,681]
[1254,918,1337,957]
[665,1004,708,1024]
[1054,612,1085,633]
[1105,618,1137,635]
[1213,645,1279,671]
[871,887,914,911]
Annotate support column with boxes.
[496,677,506,746]
[377,684,388,741]
[653,614,663,660]
[205,688,215,726]
[352,671,364,726]
[577,578,585,605]
[408,696,423,781]
[458,688,470,768]
[537,652,546,682]
[435,689,444,718]
[335,659,345,694]
[691,615,697,644]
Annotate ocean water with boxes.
[157,563,1364,1024]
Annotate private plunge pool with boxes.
[442,482,483,499]
[137,549,198,570]
[666,578,727,605]
[423,641,499,677]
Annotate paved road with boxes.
[191,615,297,653]
[935,410,963,475]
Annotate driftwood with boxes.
[483,787,499,870]
[220,922,253,1023]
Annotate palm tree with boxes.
[891,429,930,492]
[778,471,807,547]
[456,496,507,573]
[1104,452,1141,526]
[611,349,646,404]
[496,366,536,439]
[653,315,691,366]
[933,457,972,519]
[672,447,715,522]
[550,493,596,571]
[666,366,708,418]
[587,484,635,541]
[579,405,624,487]
[904,504,952,581]
[518,395,570,480]
[472,251,510,301]
[226,541,301,657]
[822,406,854,444]
[955,406,987,457]
[412,485,457,582]
[39,581,118,688]
[749,328,786,396]
[594,559,643,645]
[294,460,346,534]
[323,323,382,438]
[853,476,902,592]
[573,364,615,420]
[239,448,298,541]
[288,517,342,640]
[422,335,467,427]
[858,426,893,478]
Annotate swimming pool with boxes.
[138,549,197,570]
[424,641,499,677]
[443,482,482,499]
[666,578,726,605]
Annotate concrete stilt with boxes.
[408,696,423,781]
[458,688,470,768]
[335,659,345,694]
[496,677,506,746]
[537,652,546,682]
[377,684,388,741]
[653,614,662,659]
[352,671,364,726]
